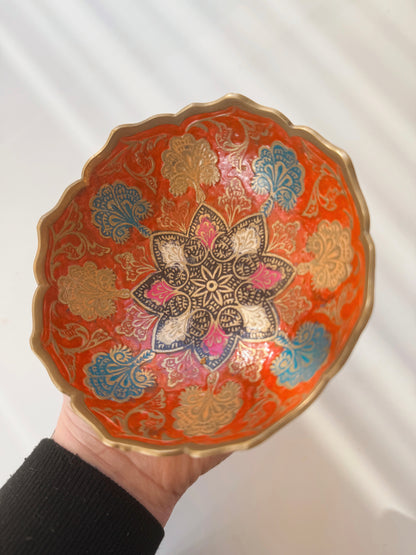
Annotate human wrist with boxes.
[52,398,179,526]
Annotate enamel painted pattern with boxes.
[33,97,373,455]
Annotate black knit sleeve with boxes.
[0,439,164,554]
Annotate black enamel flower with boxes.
[133,205,295,370]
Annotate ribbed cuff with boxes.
[0,439,164,554]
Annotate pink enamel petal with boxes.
[250,262,282,289]
[201,323,229,357]
[146,280,176,304]
[195,215,218,248]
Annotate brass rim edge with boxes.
[31,93,375,457]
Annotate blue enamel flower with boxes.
[251,141,305,215]
[91,182,152,243]
[85,346,156,401]
[272,322,331,388]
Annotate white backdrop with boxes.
[1,1,415,553]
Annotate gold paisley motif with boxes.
[172,372,242,436]
[275,285,312,326]
[229,343,267,382]
[218,177,252,225]
[114,246,154,281]
[160,350,199,388]
[298,220,353,291]
[161,134,220,203]
[156,197,191,233]
[58,261,130,321]
[115,305,157,342]
[268,220,300,254]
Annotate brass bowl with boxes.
[32,94,374,456]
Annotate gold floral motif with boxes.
[156,197,191,234]
[161,134,220,203]
[218,177,252,225]
[115,305,157,342]
[172,372,242,436]
[297,220,353,291]
[50,203,111,281]
[229,343,267,382]
[114,246,154,281]
[58,261,130,321]
[275,285,312,326]
[268,220,300,254]
[161,350,199,388]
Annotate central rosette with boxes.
[133,205,295,370]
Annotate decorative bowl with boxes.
[32,94,374,456]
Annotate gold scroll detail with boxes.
[96,135,167,194]
[173,372,242,436]
[302,141,347,218]
[50,203,111,282]
[243,383,307,434]
[315,283,357,326]
[91,390,167,438]
[243,382,281,430]
[187,116,271,173]
[58,261,130,321]
[48,301,112,383]
[297,220,353,291]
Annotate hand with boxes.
[53,397,228,526]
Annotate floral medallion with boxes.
[133,205,294,370]
[33,94,374,456]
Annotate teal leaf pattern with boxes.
[85,346,156,401]
[272,322,331,387]
[91,182,152,243]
